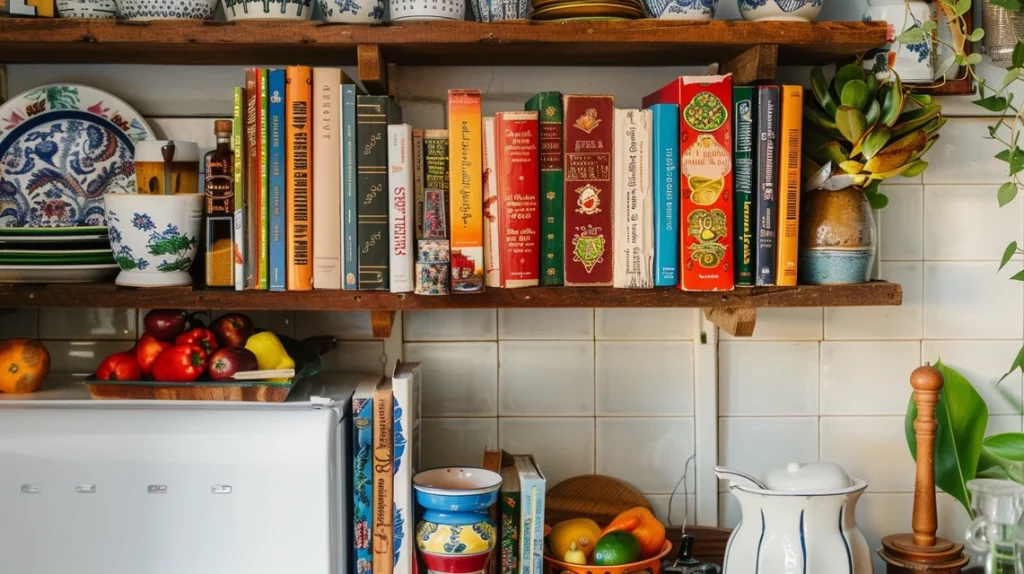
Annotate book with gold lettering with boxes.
[372,378,394,574]
[358,95,402,290]
[447,89,485,293]
[286,65,313,291]
[525,92,564,286]
[776,85,803,286]
[494,111,540,288]
[244,68,261,290]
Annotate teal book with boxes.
[525,92,564,286]
[343,83,359,290]
[514,455,546,574]
[259,69,270,290]
[733,86,756,286]
[649,103,679,287]
[268,69,287,291]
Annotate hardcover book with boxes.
[514,455,546,574]
[525,91,564,286]
[312,67,342,290]
[244,68,261,290]
[259,69,270,290]
[232,86,246,291]
[613,108,653,289]
[648,103,679,287]
[372,378,394,574]
[733,86,756,287]
[776,85,803,286]
[643,75,735,291]
[495,110,541,288]
[755,85,780,287]
[563,94,615,286]
[482,116,500,288]
[417,130,451,296]
[499,464,521,574]
[391,362,422,574]
[353,378,379,574]
[447,89,485,294]
[358,95,402,290]
[343,83,360,290]
[413,129,425,240]
[389,124,415,293]
[268,68,287,291]
[286,65,314,291]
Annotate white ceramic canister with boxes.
[862,0,935,82]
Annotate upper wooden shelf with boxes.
[0,19,886,67]
[0,281,901,311]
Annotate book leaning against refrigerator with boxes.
[391,361,422,574]
[352,377,381,574]
[514,455,545,574]
[389,124,415,293]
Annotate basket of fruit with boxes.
[544,507,672,574]
[84,310,327,402]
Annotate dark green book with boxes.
[733,86,756,286]
[525,92,564,286]
[356,95,402,290]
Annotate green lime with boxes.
[592,531,642,566]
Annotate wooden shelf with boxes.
[0,19,886,67]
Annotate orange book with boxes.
[286,66,313,291]
[372,379,394,574]
[776,86,803,286]
[447,89,484,293]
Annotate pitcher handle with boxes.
[965,517,991,553]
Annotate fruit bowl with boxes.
[543,540,672,574]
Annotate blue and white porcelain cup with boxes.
[105,193,202,287]
[738,0,822,22]
[317,0,384,23]
[645,0,715,20]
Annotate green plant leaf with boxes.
[881,78,906,127]
[1015,40,1024,68]
[910,134,940,162]
[955,0,970,15]
[908,93,933,106]
[863,99,881,128]
[1001,241,1018,272]
[898,27,927,45]
[968,27,986,42]
[974,96,1009,112]
[839,160,865,174]
[810,67,837,116]
[983,434,1024,461]
[866,191,889,209]
[1001,346,1024,385]
[922,20,938,33]
[906,360,989,518]
[892,104,943,138]
[996,147,1024,175]
[861,125,893,160]
[834,65,865,98]
[999,182,1019,207]
[922,116,948,135]
[805,104,840,132]
[866,73,878,104]
[822,141,851,165]
[865,129,928,173]
[841,79,870,110]
[901,160,929,178]
[967,53,984,66]
[836,105,868,144]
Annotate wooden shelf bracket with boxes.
[371,310,396,339]
[720,44,778,86]
[357,44,388,95]
[704,307,757,337]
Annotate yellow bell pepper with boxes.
[244,332,295,382]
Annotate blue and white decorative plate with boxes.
[0,84,154,228]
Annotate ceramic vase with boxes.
[737,0,822,22]
[798,187,876,285]
[390,0,465,20]
[104,193,203,287]
[413,468,502,574]
[223,0,313,20]
[114,0,217,19]
[862,0,934,82]
[56,0,117,17]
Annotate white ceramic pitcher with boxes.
[715,462,873,574]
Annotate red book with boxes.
[244,68,262,290]
[494,111,540,288]
[643,75,735,291]
[562,95,614,286]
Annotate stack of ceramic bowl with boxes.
[471,0,527,21]
[0,227,118,284]
[531,0,642,20]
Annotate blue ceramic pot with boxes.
[644,0,715,19]
[799,248,874,285]
[413,468,502,574]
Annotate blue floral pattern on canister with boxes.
[107,208,197,272]
[317,0,384,23]
[645,0,716,19]
[738,0,821,11]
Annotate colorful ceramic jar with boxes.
[738,0,821,22]
[798,187,876,285]
[104,193,203,287]
[862,0,934,82]
[644,0,715,20]
[413,468,502,574]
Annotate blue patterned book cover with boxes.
[353,380,376,574]
[513,455,545,574]
[268,68,287,291]
[392,362,421,574]
[649,103,679,287]
[342,84,359,290]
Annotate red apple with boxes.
[143,309,188,342]
[210,313,255,348]
[207,347,259,382]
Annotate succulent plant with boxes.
[803,65,945,209]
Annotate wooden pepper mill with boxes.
[877,365,970,573]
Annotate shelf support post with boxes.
[0,64,7,106]
[358,44,388,96]
[371,310,396,339]
[720,44,778,86]
[703,307,757,337]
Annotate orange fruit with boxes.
[601,507,665,559]
[0,339,51,394]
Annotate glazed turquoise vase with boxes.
[413,467,502,574]
[798,187,876,285]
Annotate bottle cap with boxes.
[214,120,232,135]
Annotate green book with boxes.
[525,92,564,286]
[232,86,246,291]
[733,86,756,286]
[499,465,521,574]
[259,70,270,290]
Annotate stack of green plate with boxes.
[531,0,644,20]
[0,226,118,283]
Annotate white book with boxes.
[312,68,342,289]
[482,116,500,288]
[613,108,654,289]
[391,361,422,574]
[389,124,415,293]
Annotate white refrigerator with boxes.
[0,372,381,574]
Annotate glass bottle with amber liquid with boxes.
[205,120,235,287]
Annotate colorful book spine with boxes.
[343,83,359,290]
[312,68,342,290]
[416,130,451,296]
[357,95,401,290]
[755,85,780,287]
[525,91,564,286]
[259,70,270,290]
[776,85,803,286]
[392,363,422,574]
[352,379,377,574]
[643,75,734,291]
[372,379,395,574]
[413,129,425,241]
[232,86,246,291]
[389,124,415,293]
[286,66,314,291]
[563,94,615,286]
[514,456,546,574]
[244,69,261,290]
[447,89,485,294]
[499,466,520,574]
[268,69,287,291]
[732,86,756,287]
[649,103,679,287]
[495,111,541,288]
[613,108,653,289]
[482,116,500,288]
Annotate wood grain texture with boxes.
[703,306,757,337]
[357,43,387,95]
[910,365,942,547]
[0,19,887,66]
[86,382,291,402]
[720,44,777,86]
[0,281,902,310]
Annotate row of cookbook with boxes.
[226,70,803,293]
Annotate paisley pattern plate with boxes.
[0,84,154,228]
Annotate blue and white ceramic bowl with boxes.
[316,0,383,22]
[413,467,502,513]
[738,0,822,21]
[390,0,464,21]
[56,0,117,17]
[645,0,715,20]
[224,0,313,20]
[115,0,217,19]
[471,0,527,21]
[104,193,202,287]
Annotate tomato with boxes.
[175,328,219,355]
[151,344,207,383]
[95,352,143,381]
[135,333,171,379]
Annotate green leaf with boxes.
[996,147,1024,175]
[866,191,889,209]
[835,105,868,144]
[1005,68,1021,91]
[841,79,870,111]
[1015,40,1024,68]
[864,99,881,128]
[822,141,851,166]
[865,129,928,173]
[861,125,893,160]
[922,20,938,33]
[955,0,970,16]
[892,104,943,138]
[974,95,1009,112]
[839,160,865,174]
[968,27,986,42]
[901,160,929,178]
[810,66,837,116]
[897,27,927,45]
[1001,241,1018,271]
[834,65,866,100]
[999,182,1019,207]
[967,53,984,66]
[906,360,989,518]
[908,93,932,106]
[804,103,840,132]
[922,116,948,135]
[983,434,1024,461]
[880,80,905,127]
[1000,346,1024,384]
[866,73,878,104]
